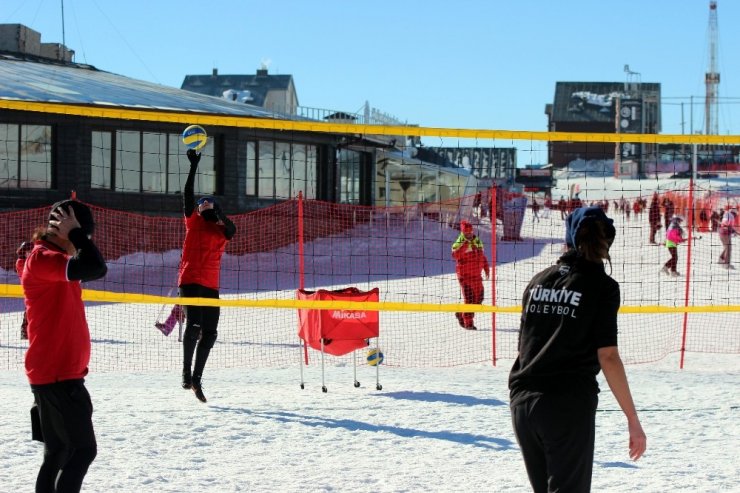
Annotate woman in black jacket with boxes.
[509,206,646,492]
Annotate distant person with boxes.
[531,200,540,223]
[718,207,737,269]
[509,206,646,492]
[558,196,567,220]
[648,193,662,244]
[543,196,552,219]
[179,149,236,403]
[662,216,685,276]
[21,200,108,493]
[451,220,490,330]
[663,197,675,230]
[632,199,641,218]
[711,209,722,232]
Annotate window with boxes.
[0,123,52,189]
[247,141,317,200]
[338,149,361,204]
[91,130,215,194]
[258,140,275,199]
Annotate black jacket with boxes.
[508,250,619,405]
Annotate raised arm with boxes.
[67,228,108,282]
[49,205,107,282]
[183,149,200,218]
[598,346,647,461]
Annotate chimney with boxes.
[256,68,268,77]
[0,24,41,56]
[212,68,218,77]
[40,42,74,62]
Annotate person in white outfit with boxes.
[718,207,737,269]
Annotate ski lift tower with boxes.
[705,1,720,136]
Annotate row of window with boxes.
[0,123,473,206]
[91,130,216,194]
[0,124,321,201]
[246,141,317,200]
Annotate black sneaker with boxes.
[192,375,207,403]
[182,369,192,390]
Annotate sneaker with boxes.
[155,322,173,336]
[463,326,478,331]
[661,266,670,275]
[192,375,207,403]
[182,369,192,390]
[671,271,681,277]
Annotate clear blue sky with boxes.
[4,0,739,149]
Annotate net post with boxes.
[297,191,305,290]
[297,192,309,366]
[491,185,498,367]
[680,146,697,369]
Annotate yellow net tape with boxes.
[3,284,738,314]
[2,100,740,144]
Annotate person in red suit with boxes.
[179,149,236,403]
[451,220,490,330]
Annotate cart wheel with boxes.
[354,381,360,388]
[322,386,327,393]
[300,383,305,389]
[376,384,383,391]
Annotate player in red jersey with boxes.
[21,200,107,493]
[179,149,236,402]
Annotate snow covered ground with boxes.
[1,205,739,492]
[0,354,737,492]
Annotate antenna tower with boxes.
[705,1,720,135]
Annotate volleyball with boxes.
[182,125,208,150]
[366,348,384,366]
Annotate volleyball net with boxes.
[1,109,740,371]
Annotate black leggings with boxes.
[180,284,220,378]
[511,391,598,493]
[664,246,678,272]
[32,379,97,493]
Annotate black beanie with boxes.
[49,200,95,237]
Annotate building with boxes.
[0,24,475,215]
[545,81,661,172]
[181,67,298,115]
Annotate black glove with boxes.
[186,149,201,168]
[213,203,223,216]
[17,241,33,258]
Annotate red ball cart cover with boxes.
[297,287,379,356]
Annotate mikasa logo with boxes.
[332,311,367,320]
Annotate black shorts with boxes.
[31,379,96,449]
